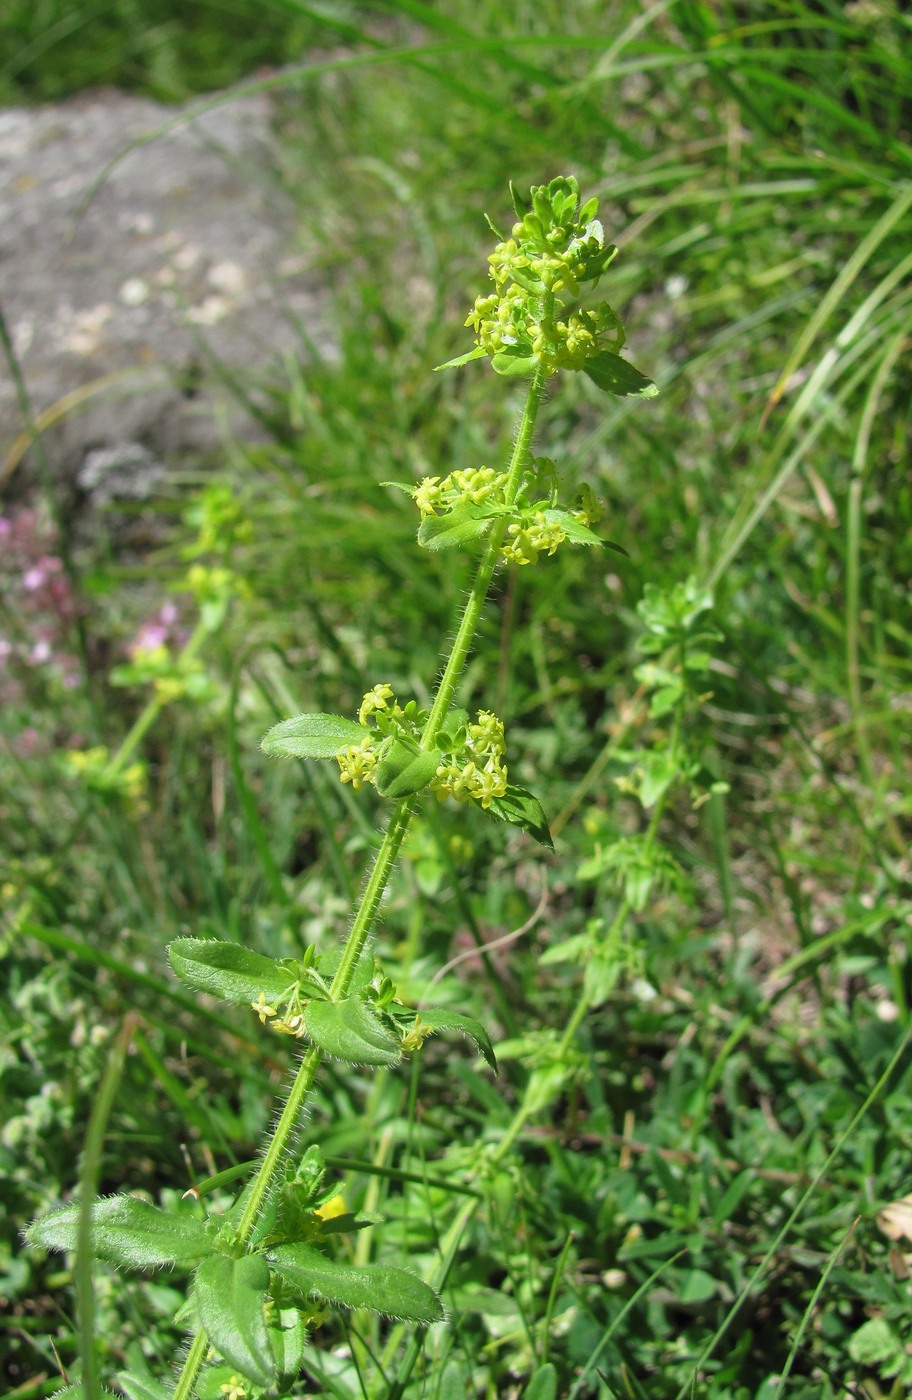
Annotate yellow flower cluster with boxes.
[412,466,508,519]
[400,1015,431,1053]
[250,989,306,1039]
[465,286,526,352]
[357,682,395,725]
[430,709,507,810]
[65,746,148,803]
[339,684,402,789]
[337,734,380,791]
[464,176,621,376]
[502,514,564,566]
[576,483,601,528]
[184,563,240,602]
[337,687,510,811]
[500,486,600,567]
[412,462,602,570]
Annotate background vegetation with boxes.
[2,2,911,1398]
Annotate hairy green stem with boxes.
[171,364,549,1398]
[172,1329,210,1400]
[422,362,548,743]
[328,797,418,1000]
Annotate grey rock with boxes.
[77,442,165,504]
[0,86,330,501]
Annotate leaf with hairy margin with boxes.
[261,713,364,760]
[305,998,401,1066]
[414,1009,497,1071]
[269,1243,443,1324]
[194,1253,276,1388]
[26,1196,213,1270]
[169,939,296,1005]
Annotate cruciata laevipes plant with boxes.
[28,176,658,1400]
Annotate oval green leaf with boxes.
[525,1363,558,1400]
[637,751,679,808]
[486,784,554,849]
[270,1306,306,1381]
[26,1196,213,1270]
[261,713,364,759]
[433,345,488,371]
[583,349,658,398]
[305,998,401,1066]
[417,504,492,553]
[416,1009,497,1072]
[116,1374,171,1400]
[268,1242,444,1325]
[375,741,441,799]
[541,509,604,548]
[168,939,295,1005]
[491,351,537,377]
[195,1253,276,1388]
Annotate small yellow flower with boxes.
[501,524,539,567]
[271,1016,305,1037]
[412,477,442,517]
[65,745,110,776]
[358,683,395,725]
[251,992,277,1024]
[468,710,506,757]
[153,676,187,702]
[315,1193,347,1221]
[120,763,148,804]
[401,1016,430,1053]
[337,735,379,790]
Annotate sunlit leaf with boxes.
[637,751,679,808]
[540,509,603,548]
[434,345,488,371]
[491,350,537,377]
[486,784,553,848]
[305,998,401,1066]
[375,741,440,798]
[583,350,658,398]
[26,1196,213,1270]
[269,1243,443,1324]
[168,939,295,1005]
[261,713,364,760]
[416,1009,497,1071]
[417,503,493,553]
[195,1253,276,1387]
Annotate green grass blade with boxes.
[75,1015,137,1400]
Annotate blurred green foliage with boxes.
[0,0,320,104]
